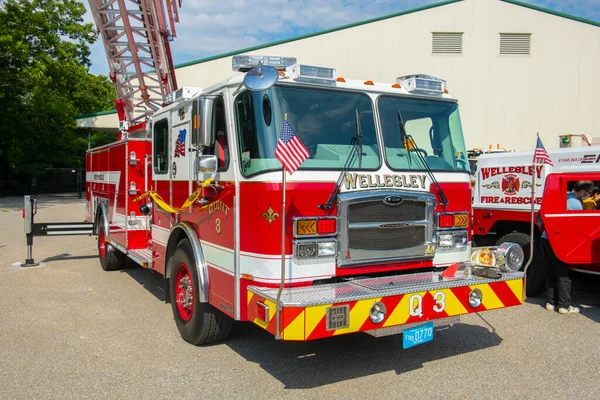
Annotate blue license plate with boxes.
[402,322,434,349]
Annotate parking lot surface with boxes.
[1,196,599,400]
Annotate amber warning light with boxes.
[295,218,336,236]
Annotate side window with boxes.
[153,119,169,174]
[235,91,257,160]
[214,96,229,171]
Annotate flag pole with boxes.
[275,113,288,339]
[523,133,539,294]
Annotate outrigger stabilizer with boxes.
[15,195,94,267]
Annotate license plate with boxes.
[402,322,434,349]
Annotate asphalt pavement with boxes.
[0,196,599,400]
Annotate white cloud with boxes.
[85,0,599,76]
[85,0,439,74]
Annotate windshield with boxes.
[378,96,469,172]
[234,85,379,176]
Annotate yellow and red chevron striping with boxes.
[247,278,524,341]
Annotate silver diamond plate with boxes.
[366,316,460,337]
[248,270,524,307]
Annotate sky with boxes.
[84,0,600,76]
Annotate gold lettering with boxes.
[393,175,403,187]
[401,175,410,187]
[343,172,358,190]
[384,175,394,187]
[409,175,418,188]
[359,175,368,188]
[366,175,377,188]
[417,175,426,189]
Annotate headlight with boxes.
[438,233,454,247]
[294,240,336,259]
[454,231,468,248]
[317,241,336,257]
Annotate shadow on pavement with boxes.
[123,266,504,388]
[571,272,600,324]
[42,253,99,263]
[223,322,502,389]
[123,267,167,302]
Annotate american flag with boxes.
[533,136,553,166]
[275,120,309,174]
[174,129,187,158]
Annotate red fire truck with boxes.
[85,0,525,346]
[472,147,600,294]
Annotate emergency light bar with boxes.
[232,55,297,72]
[286,64,336,86]
[397,74,446,94]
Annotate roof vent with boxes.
[500,33,531,55]
[432,32,463,54]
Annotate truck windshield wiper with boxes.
[397,111,449,206]
[318,109,363,210]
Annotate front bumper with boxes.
[247,267,524,341]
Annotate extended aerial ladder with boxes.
[88,0,182,135]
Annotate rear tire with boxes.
[496,232,544,296]
[168,239,232,345]
[97,217,124,271]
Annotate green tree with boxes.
[0,0,115,171]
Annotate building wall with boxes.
[83,0,600,150]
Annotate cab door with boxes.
[540,173,600,268]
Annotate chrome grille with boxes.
[349,200,426,223]
[338,190,435,267]
[348,226,425,251]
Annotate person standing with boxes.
[582,186,599,210]
[540,180,594,315]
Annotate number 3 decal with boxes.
[433,291,446,313]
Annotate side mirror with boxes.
[193,97,216,147]
[244,65,278,91]
[197,155,218,174]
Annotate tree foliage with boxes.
[0,0,115,171]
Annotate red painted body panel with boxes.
[207,266,234,317]
[540,173,600,272]
[472,208,535,235]
[239,181,336,255]
[86,140,152,250]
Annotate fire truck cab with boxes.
[87,56,525,346]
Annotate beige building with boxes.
[77,0,600,150]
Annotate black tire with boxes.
[168,239,232,345]
[496,232,544,296]
[97,217,124,271]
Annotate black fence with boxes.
[0,167,85,197]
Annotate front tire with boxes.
[496,232,544,296]
[168,239,232,345]
[97,217,124,271]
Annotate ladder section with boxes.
[89,0,181,131]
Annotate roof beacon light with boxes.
[232,55,297,72]
[397,74,446,94]
[286,64,336,85]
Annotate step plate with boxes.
[128,248,153,268]
[248,270,524,307]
